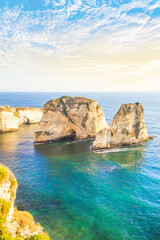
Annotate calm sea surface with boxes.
[0,92,160,240]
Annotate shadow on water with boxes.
[34,139,93,158]
[34,137,147,170]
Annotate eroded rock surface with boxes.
[0,106,43,133]
[110,102,149,146]
[92,102,151,149]
[0,164,49,240]
[92,128,111,150]
[33,96,109,143]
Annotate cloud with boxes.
[0,0,160,91]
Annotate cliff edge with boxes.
[0,164,49,240]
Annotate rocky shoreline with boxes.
[0,106,43,133]
[0,164,50,240]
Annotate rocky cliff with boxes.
[0,106,43,133]
[0,164,49,240]
[33,96,109,143]
[110,102,149,146]
[92,102,152,150]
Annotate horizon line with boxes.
[0,91,160,93]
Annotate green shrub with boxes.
[0,199,11,217]
[55,99,60,105]
[0,167,8,183]
[26,234,49,240]
[0,233,24,240]
[0,234,15,240]
[13,110,20,118]
[0,215,6,236]
[60,96,72,99]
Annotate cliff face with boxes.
[0,106,43,133]
[33,96,109,143]
[0,164,49,240]
[110,102,149,146]
[92,102,150,150]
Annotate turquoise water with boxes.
[0,92,160,240]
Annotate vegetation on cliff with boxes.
[0,165,49,240]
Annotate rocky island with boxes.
[93,102,153,149]
[0,164,49,240]
[0,106,43,133]
[33,96,109,143]
[33,97,152,149]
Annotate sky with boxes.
[0,0,160,92]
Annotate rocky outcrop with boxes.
[92,102,152,150]
[110,102,149,146]
[33,96,109,143]
[92,128,111,150]
[0,106,43,133]
[0,164,49,240]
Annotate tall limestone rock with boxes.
[33,96,109,143]
[92,102,151,150]
[0,164,49,240]
[0,106,43,133]
[110,102,149,146]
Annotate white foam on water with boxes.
[106,166,118,172]
[95,146,144,154]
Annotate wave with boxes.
[105,166,119,172]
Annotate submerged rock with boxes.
[92,102,152,149]
[0,106,43,133]
[33,96,109,143]
[0,164,49,240]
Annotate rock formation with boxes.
[92,128,111,150]
[92,102,152,150]
[0,106,43,133]
[0,164,49,240]
[33,96,109,143]
[110,102,149,146]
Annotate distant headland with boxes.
[0,106,43,133]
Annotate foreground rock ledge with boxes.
[0,164,50,240]
[33,96,109,143]
[0,106,43,133]
[92,102,153,150]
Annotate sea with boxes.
[0,92,159,240]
